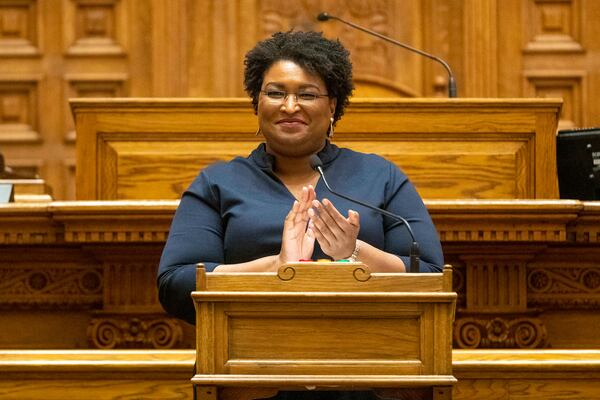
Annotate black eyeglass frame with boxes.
[259,90,330,103]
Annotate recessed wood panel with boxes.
[0,79,39,142]
[523,71,585,129]
[109,140,259,200]
[228,315,420,361]
[0,0,38,56]
[340,139,531,199]
[525,0,583,52]
[65,0,126,55]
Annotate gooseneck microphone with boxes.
[309,155,420,273]
[316,12,457,98]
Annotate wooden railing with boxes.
[2,350,600,399]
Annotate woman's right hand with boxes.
[276,185,316,269]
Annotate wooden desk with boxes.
[70,98,562,200]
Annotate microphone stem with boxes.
[325,15,457,98]
[317,166,420,272]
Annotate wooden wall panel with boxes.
[0,0,150,200]
[2,0,600,200]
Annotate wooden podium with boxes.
[192,263,457,400]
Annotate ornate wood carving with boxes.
[454,314,548,349]
[527,254,600,309]
[0,0,38,56]
[0,264,102,309]
[88,314,183,349]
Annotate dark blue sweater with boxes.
[157,142,444,324]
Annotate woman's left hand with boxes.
[308,198,360,260]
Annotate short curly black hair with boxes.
[244,31,354,124]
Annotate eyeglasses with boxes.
[260,90,329,105]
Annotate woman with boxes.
[158,29,443,323]
[158,29,443,400]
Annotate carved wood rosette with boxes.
[454,313,548,349]
[88,313,182,349]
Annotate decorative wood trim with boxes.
[0,265,102,309]
[49,201,175,243]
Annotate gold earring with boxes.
[328,118,334,138]
[255,127,261,136]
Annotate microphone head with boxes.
[309,154,323,171]
[316,12,330,21]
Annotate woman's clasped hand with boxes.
[279,184,360,264]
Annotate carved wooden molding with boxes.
[0,204,59,244]
[0,266,102,309]
[428,199,580,242]
[569,203,600,243]
[88,314,183,349]
[1,200,596,245]
[454,314,548,349]
[528,266,600,309]
[50,201,175,243]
